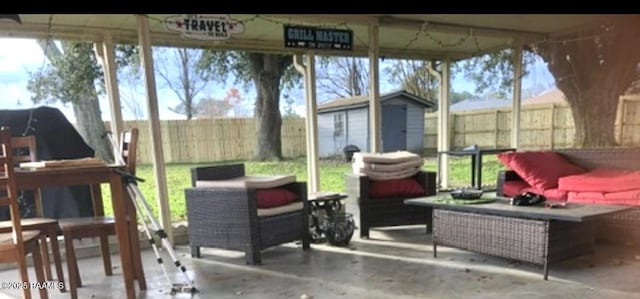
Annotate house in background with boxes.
[317,90,436,157]
[449,88,567,112]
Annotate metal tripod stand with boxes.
[104,131,198,295]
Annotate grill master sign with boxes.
[166,14,245,41]
[284,25,353,51]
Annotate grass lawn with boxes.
[102,156,507,221]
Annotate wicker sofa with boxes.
[345,171,437,238]
[184,164,310,264]
[497,147,640,245]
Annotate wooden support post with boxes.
[95,34,124,150]
[494,110,500,148]
[368,24,381,153]
[511,43,523,149]
[136,15,173,242]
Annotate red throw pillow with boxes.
[255,188,298,209]
[497,151,586,190]
[369,178,425,198]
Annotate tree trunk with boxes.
[72,93,113,162]
[37,39,114,161]
[561,84,617,147]
[248,53,291,161]
[536,16,640,148]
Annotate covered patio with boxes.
[1,14,638,298]
[0,14,614,228]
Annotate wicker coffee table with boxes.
[405,195,630,280]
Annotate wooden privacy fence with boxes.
[424,94,640,152]
[107,118,306,164]
[105,95,640,164]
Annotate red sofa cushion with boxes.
[567,190,640,206]
[501,180,530,197]
[255,188,298,209]
[559,168,640,193]
[369,177,425,198]
[538,188,569,202]
[502,180,567,201]
[498,151,586,190]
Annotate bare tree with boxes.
[155,47,209,120]
[224,87,246,117]
[316,56,369,101]
[194,97,233,118]
[193,87,248,118]
[117,65,146,119]
[385,59,439,102]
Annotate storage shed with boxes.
[317,90,436,157]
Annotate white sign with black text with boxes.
[166,14,245,41]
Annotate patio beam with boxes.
[368,24,381,153]
[136,15,173,242]
[0,22,474,61]
[268,14,547,41]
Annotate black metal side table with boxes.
[437,147,516,191]
[308,192,353,245]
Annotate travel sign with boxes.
[166,14,245,41]
[284,25,353,51]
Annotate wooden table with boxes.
[15,165,145,299]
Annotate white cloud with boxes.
[0,38,45,72]
[0,37,194,121]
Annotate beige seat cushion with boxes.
[195,175,296,189]
[353,158,424,173]
[352,151,423,180]
[353,151,422,164]
[257,201,304,217]
[360,166,421,181]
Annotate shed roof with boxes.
[318,90,436,113]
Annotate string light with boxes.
[401,23,477,52]
[472,35,482,53]
[403,28,422,49]
[141,14,618,57]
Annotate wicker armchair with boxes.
[346,171,437,238]
[184,164,310,265]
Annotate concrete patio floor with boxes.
[1,197,640,299]
[1,227,639,299]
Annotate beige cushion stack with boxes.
[352,151,424,180]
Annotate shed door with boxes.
[382,104,407,152]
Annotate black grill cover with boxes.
[0,106,96,219]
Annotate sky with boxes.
[0,38,555,122]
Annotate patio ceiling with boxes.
[0,14,612,60]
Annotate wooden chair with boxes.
[57,128,139,299]
[0,127,49,299]
[0,135,65,291]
